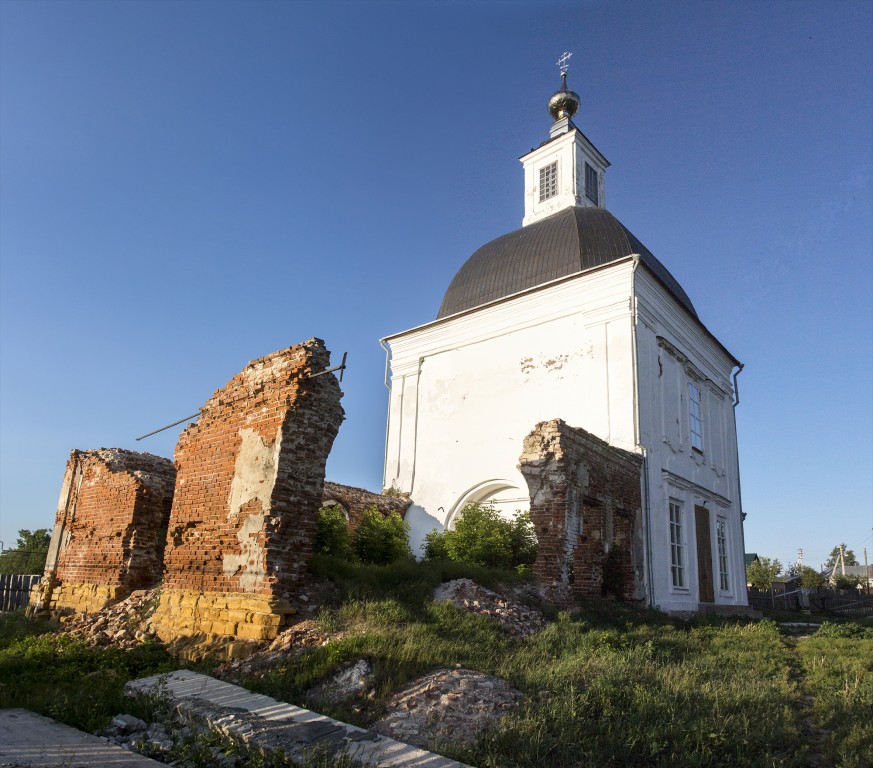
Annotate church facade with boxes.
[381,73,748,612]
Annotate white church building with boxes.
[380,71,749,612]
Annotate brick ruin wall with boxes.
[519,419,644,605]
[32,449,175,614]
[150,338,344,654]
[321,481,411,532]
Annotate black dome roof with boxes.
[437,206,697,320]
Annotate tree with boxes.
[746,556,783,590]
[797,565,826,589]
[0,529,51,574]
[825,544,859,568]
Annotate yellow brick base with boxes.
[48,582,127,614]
[150,589,296,659]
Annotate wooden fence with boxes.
[0,574,40,611]
[747,586,873,617]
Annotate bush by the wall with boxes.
[423,503,537,572]
[314,506,351,558]
[354,508,411,565]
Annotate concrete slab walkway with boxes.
[0,708,165,767]
[129,670,471,767]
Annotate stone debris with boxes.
[58,588,160,649]
[215,618,349,678]
[433,578,548,637]
[372,667,523,749]
[102,715,175,754]
[127,669,470,767]
[308,658,374,706]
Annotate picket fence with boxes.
[0,574,40,611]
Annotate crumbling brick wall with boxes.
[321,481,411,532]
[519,419,644,604]
[32,449,175,614]
[151,338,344,654]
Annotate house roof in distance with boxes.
[437,206,698,320]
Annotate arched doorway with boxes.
[445,479,530,529]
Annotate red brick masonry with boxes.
[35,448,175,612]
[161,338,345,601]
[519,419,644,604]
[321,481,411,532]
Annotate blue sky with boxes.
[1,0,871,572]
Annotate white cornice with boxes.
[662,469,732,508]
[636,270,737,391]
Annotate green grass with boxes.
[238,558,871,768]
[1,562,871,768]
[794,622,873,768]
[0,611,177,732]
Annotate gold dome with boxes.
[547,72,580,121]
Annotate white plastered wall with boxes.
[633,268,746,610]
[521,130,608,226]
[382,259,746,611]
[383,261,638,554]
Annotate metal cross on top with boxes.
[556,51,573,75]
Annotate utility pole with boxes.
[840,544,847,577]
[865,547,870,596]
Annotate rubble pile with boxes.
[432,578,548,637]
[372,667,523,749]
[58,588,160,649]
[216,618,349,678]
[308,658,374,706]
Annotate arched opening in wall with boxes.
[320,500,349,521]
[446,480,530,529]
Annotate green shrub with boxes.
[423,504,537,571]
[834,574,863,590]
[422,528,450,560]
[353,508,411,565]
[508,511,538,570]
[314,506,351,558]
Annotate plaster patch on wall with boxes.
[223,426,283,592]
[223,510,267,592]
[520,353,574,382]
[227,427,282,520]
